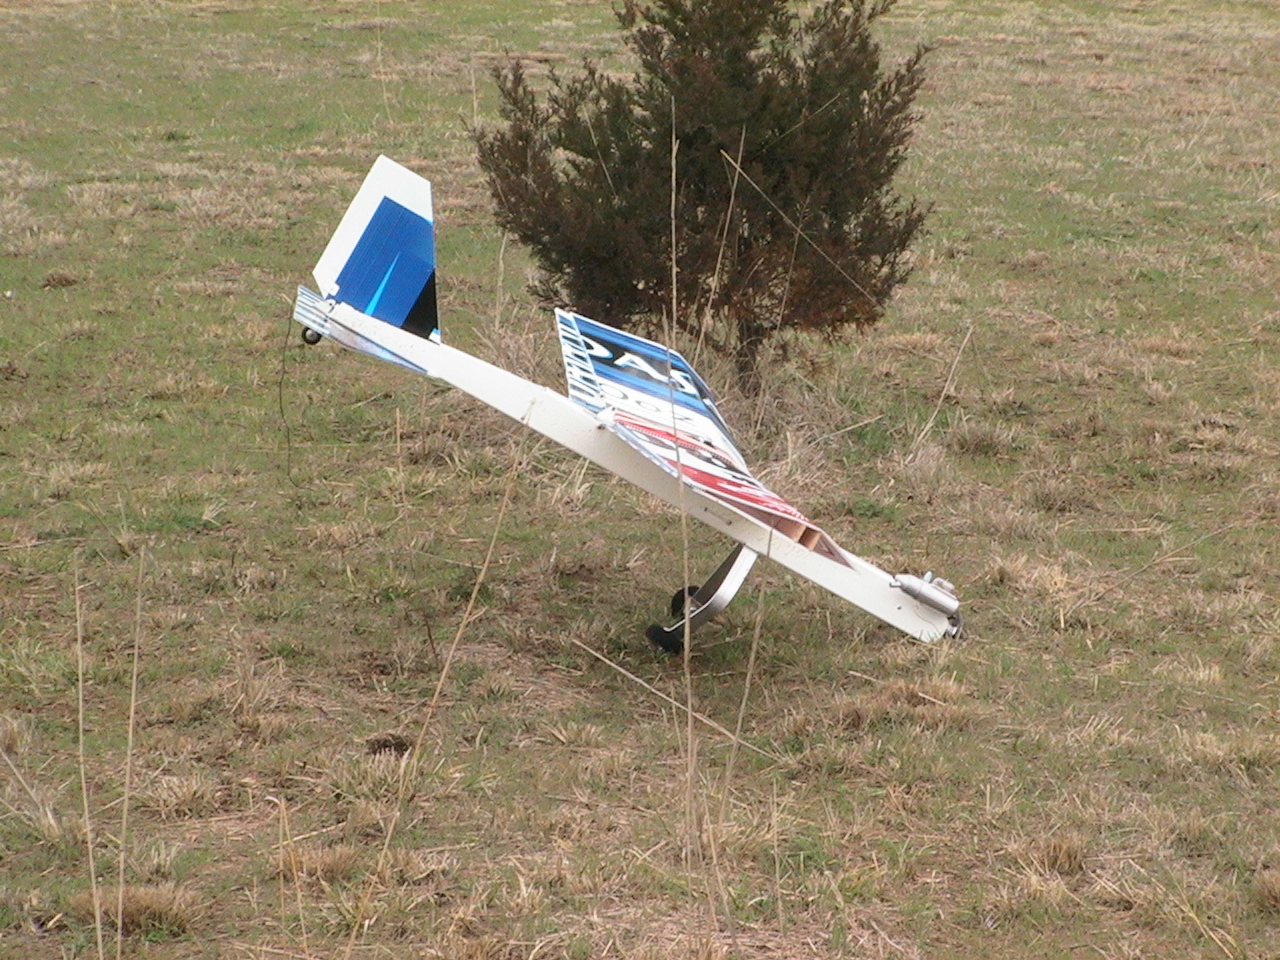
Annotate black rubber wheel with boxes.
[645,623,683,656]
[301,327,322,345]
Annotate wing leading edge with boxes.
[292,158,961,645]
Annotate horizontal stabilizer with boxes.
[293,285,430,375]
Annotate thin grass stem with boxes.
[114,552,145,960]
[75,569,107,960]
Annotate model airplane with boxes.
[293,156,961,652]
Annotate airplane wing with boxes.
[555,310,847,564]
[292,157,961,646]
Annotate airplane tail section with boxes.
[294,155,440,354]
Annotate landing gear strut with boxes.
[645,544,758,655]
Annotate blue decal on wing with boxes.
[572,315,731,435]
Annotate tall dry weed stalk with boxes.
[76,571,106,960]
[114,553,146,960]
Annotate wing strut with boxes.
[645,544,758,655]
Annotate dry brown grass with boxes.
[1252,868,1280,916]
[0,713,32,755]
[23,459,111,501]
[1174,729,1280,781]
[144,371,229,402]
[279,843,367,884]
[0,777,78,848]
[68,883,201,937]
[1022,831,1089,878]
[130,840,184,884]
[136,771,220,820]
[0,195,46,256]
[946,418,1023,458]
[833,677,975,732]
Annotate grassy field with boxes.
[2,1,1278,957]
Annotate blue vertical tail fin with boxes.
[302,155,439,343]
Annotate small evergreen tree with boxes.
[473,0,929,378]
